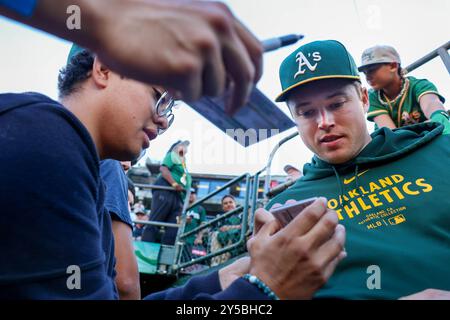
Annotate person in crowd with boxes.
[358,45,449,132]
[142,140,192,245]
[184,188,208,251]
[210,195,244,265]
[133,210,149,241]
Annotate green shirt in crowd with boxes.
[160,151,192,199]
[268,122,450,299]
[217,214,242,246]
[184,205,207,245]
[367,76,445,128]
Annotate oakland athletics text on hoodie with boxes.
[268,122,450,299]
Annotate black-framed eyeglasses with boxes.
[155,91,175,135]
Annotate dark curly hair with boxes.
[57,49,95,99]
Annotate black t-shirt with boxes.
[0,92,117,299]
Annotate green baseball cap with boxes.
[275,40,360,102]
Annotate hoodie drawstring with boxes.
[332,166,345,206]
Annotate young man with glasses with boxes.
[358,45,449,132]
[0,45,347,300]
[0,46,167,299]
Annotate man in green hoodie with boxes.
[269,39,450,299]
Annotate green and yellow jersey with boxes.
[367,76,445,128]
[184,205,207,245]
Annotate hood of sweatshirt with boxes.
[296,122,444,205]
[303,122,443,180]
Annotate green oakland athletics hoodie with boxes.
[268,122,450,299]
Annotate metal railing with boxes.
[263,131,299,199]
[134,183,177,192]
[173,173,253,271]
[133,137,302,274]
[132,220,178,229]
[133,173,261,275]
[404,41,450,75]
[133,183,191,231]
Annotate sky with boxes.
[0,0,449,177]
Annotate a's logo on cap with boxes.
[294,51,322,78]
[362,51,374,62]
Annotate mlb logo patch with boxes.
[388,214,406,225]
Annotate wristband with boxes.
[242,274,279,300]
[0,0,38,17]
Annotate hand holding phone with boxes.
[270,197,318,227]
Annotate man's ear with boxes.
[361,86,369,113]
[388,62,398,73]
[91,56,111,89]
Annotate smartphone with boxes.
[270,197,318,227]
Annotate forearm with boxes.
[222,225,241,231]
[144,271,222,300]
[374,114,396,129]
[422,101,446,119]
[115,255,141,300]
[116,276,140,300]
[144,261,268,300]
[160,166,177,186]
[112,220,141,300]
[418,93,446,119]
[194,229,206,242]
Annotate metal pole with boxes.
[437,47,450,76]
[187,173,249,210]
[175,175,252,270]
[132,220,179,228]
[179,206,244,239]
[238,174,251,246]
[173,188,192,269]
[134,183,175,191]
[249,172,260,232]
[263,131,299,197]
[404,41,450,74]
